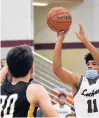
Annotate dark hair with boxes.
[7,45,34,78]
[84,53,94,64]
[58,93,66,98]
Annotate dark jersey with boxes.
[0,81,34,118]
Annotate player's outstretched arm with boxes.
[0,63,8,84]
[26,84,58,117]
[75,24,99,66]
[53,31,81,86]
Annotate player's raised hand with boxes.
[57,30,68,42]
[75,24,87,42]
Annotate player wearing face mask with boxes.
[53,24,99,118]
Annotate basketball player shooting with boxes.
[53,24,99,118]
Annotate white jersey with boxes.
[74,76,99,118]
[54,103,72,118]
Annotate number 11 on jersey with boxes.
[87,99,98,113]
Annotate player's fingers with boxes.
[79,24,85,34]
[75,32,81,40]
[79,24,82,34]
[61,30,66,33]
[57,32,60,36]
[74,32,79,37]
[58,31,65,35]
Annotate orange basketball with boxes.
[47,7,72,32]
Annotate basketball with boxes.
[47,7,72,32]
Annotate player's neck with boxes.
[11,74,30,85]
[59,103,65,108]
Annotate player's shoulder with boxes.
[26,83,46,99]
[27,83,45,92]
[26,83,47,105]
[72,73,81,80]
[72,73,82,86]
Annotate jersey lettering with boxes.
[0,94,18,117]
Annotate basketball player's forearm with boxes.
[83,37,99,66]
[53,39,63,72]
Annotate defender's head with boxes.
[6,45,34,78]
[84,52,99,71]
[58,92,66,106]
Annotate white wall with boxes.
[94,0,99,41]
[1,0,34,40]
[34,0,99,44]
[1,0,34,59]
[1,48,12,59]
